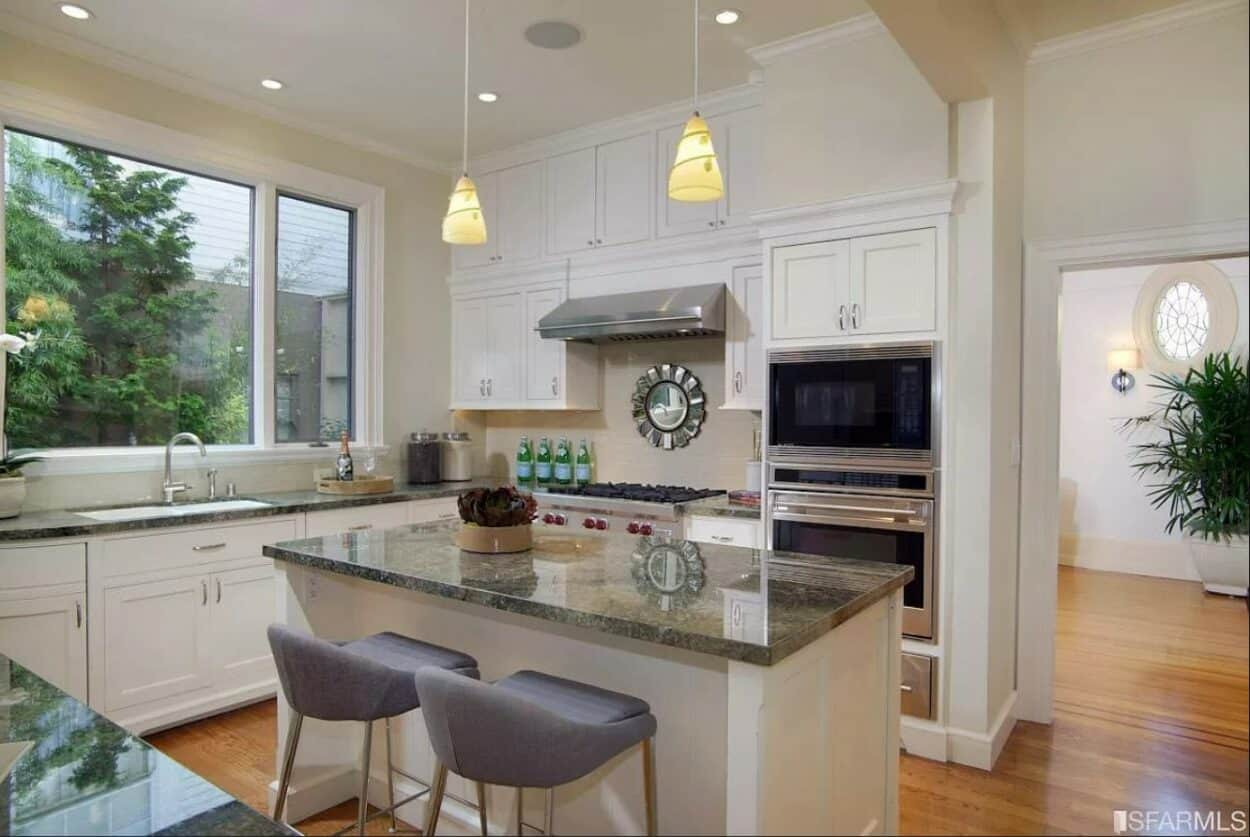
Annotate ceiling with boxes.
[994,0,1193,55]
[0,0,868,167]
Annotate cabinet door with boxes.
[847,229,937,336]
[209,566,277,692]
[546,147,597,255]
[102,574,212,713]
[656,121,719,238]
[496,161,543,265]
[450,171,498,270]
[526,287,566,402]
[717,108,762,228]
[485,293,524,402]
[770,240,851,341]
[0,593,87,701]
[452,298,489,404]
[725,265,764,409]
[595,134,651,247]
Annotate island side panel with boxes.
[726,592,901,836]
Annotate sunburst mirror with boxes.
[631,363,706,449]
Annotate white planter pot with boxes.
[1186,532,1249,597]
[0,476,26,519]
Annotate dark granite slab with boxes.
[683,494,762,520]
[0,480,495,542]
[264,523,912,666]
[0,653,294,836]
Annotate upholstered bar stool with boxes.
[267,625,484,835]
[414,667,658,836]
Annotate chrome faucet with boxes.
[164,432,208,505]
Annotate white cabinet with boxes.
[724,264,765,410]
[486,294,524,401]
[209,565,277,692]
[657,107,762,239]
[769,228,937,342]
[0,542,87,701]
[524,286,600,409]
[547,135,651,255]
[451,292,524,407]
[451,161,543,271]
[305,501,412,538]
[686,515,763,549]
[409,497,461,524]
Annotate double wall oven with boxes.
[766,342,938,641]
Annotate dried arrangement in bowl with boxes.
[455,486,537,553]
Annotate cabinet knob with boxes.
[596,238,603,244]
[718,219,726,226]
[707,221,715,228]
[587,239,594,246]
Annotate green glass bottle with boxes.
[515,435,534,486]
[535,437,553,487]
[575,439,591,485]
[554,437,573,486]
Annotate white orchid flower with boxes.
[18,331,40,350]
[0,333,27,355]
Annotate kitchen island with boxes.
[263,522,912,836]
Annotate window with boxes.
[275,195,354,443]
[1153,281,1209,361]
[1132,260,1240,374]
[3,129,253,448]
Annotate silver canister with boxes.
[440,431,473,481]
[407,431,442,485]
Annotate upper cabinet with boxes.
[548,134,651,255]
[656,107,762,240]
[723,263,765,411]
[452,161,543,271]
[547,148,597,255]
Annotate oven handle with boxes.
[771,510,930,532]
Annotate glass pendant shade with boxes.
[442,174,487,244]
[668,113,723,202]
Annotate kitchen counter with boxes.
[263,522,908,665]
[682,493,762,520]
[0,652,293,836]
[0,480,494,542]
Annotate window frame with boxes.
[1131,260,1239,376]
[0,83,386,475]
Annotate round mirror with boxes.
[646,382,688,431]
[631,364,707,449]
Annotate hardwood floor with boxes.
[147,566,1248,835]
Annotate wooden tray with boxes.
[316,474,395,495]
[455,523,533,554]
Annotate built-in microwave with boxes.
[767,342,939,468]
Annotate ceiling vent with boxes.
[524,20,583,50]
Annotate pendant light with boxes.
[442,0,487,244]
[668,0,723,203]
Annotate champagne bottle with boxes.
[335,431,354,481]
[535,437,553,487]
[575,439,592,485]
[515,435,534,487]
[554,437,573,486]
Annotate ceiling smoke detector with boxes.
[524,20,583,50]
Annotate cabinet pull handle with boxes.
[596,238,603,245]
[479,379,486,396]
[707,221,715,228]
[851,303,860,329]
[216,578,222,603]
[711,535,735,543]
[900,684,914,693]
[734,371,743,394]
[551,376,559,396]
[436,512,458,520]
[192,542,227,551]
[201,580,208,606]
[838,305,847,331]
[75,600,82,628]
[587,239,594,246]
[487,378,493,396]
[719,219,726,226]
[348,524,373,531]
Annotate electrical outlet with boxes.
[306,573,321,601]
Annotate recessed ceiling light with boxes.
[524,20,583,50]
[714,8,741,24]
[477,91,499,103]
[59,3,92,20]
[260,78,284,91]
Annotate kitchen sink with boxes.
[74,499,272,521]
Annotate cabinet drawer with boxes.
[685,516,762,549]
[901,652,935,720]
[410,497,460,525]
[96,518,298,578]
[305,502,411,538]
[0,543,86,590]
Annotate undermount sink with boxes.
[74,499,272,522]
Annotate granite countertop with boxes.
[682,494,762,520]
[0,654,294,836]
[263,523,912,666]
[0,480,495,542]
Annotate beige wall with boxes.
[477,340,758,490]
[1024,10,1250,240]
[758,30,950,209]
[0,32,452,509]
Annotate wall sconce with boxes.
[1107,348,1141,395]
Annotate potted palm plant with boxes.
[1125,352,1249,596]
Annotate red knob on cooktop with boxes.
[554,514,567,526]
[582,517,596,529]
[595,518,608,530]
[639,523,654,536]
[542,513,555,524]
[626,521,640,534]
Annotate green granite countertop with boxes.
[0,653,294,836]
[682,494,762,520]
[0,481,494,542]
[263,522,912,666]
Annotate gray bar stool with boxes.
[267,625,484,835]
[414,667,658,836]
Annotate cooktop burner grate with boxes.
[543,482,724,504]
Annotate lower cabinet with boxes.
[0,542,87,701]
[685,515,763,549]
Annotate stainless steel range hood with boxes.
[537,283,725,343]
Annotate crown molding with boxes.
[1028,0,1248,65]
[746,13,886,68]
[0,14,451,173]
[752,180,959,241]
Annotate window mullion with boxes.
[255,182,277,449]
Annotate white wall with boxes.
[1024,9,1250,240]
[1058,257,1249,579]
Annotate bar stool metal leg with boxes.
[273,711,304,823]
[384,718,398,833]
[515,788,523,836]
[424,760,449,837]
[474,781,488,835]
[642,737,657,837]
[545,788,555,836]
[357,721,373,836]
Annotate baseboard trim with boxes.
[121,683,276,736]
[368,768,499,836]
[265,766,358,826]
[1059,534,1199,582]
[900,716,949,762]
[946,691,1018,770]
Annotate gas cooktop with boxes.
[541,483,724,504]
